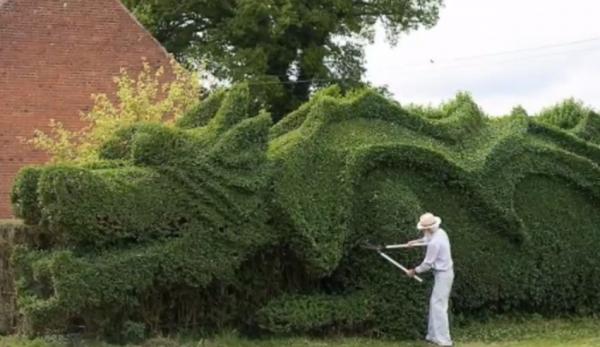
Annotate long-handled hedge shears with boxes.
[363,241,427,283]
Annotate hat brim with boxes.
[417,216,441,230]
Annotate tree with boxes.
[27,60,200,163]
[122,0,443,120]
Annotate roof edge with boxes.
[112,0,173,61]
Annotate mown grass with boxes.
[1,317,599,347]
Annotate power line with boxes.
[446,35,600,62]
[392,35,600,69]
[405,43,600,72]
[247,45,600,85]
[247,78,342,85]
[243,35,600,86]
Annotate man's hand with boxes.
[406,240,422,247]
[406,269,416,277]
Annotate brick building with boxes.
[0,0,172,218]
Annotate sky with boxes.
[365,0,600,116]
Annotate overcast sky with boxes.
[365,0,600,116]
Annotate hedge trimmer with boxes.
[363,241,426,283]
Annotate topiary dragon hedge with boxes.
[10,84,600,339]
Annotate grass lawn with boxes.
[1,317,599,347]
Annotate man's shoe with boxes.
[425,338,453,347]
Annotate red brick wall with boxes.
[0,0,173,218]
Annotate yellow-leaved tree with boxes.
[28,59,200,163]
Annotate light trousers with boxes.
[426,269,454,346]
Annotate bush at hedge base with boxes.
[10,83,600,340]
[0,220,39,335]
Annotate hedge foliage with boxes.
[0,221,38,334]
[9,84,600,340]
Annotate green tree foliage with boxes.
[10,85,600,340]
[121,0,443,119]
[536,98,600,143]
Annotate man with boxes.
[407,212,454,347]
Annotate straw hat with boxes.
[417,212,441,230]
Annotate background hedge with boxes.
[9,84,600,340]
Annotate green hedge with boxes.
[0,221,38,334]
[10,85,600,340]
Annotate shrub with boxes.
[0,221,38,335]
[10,85,600,340]
[536,98,590,130]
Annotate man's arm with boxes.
[415,242,440,274]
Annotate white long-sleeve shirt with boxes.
[415,228,453,273]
